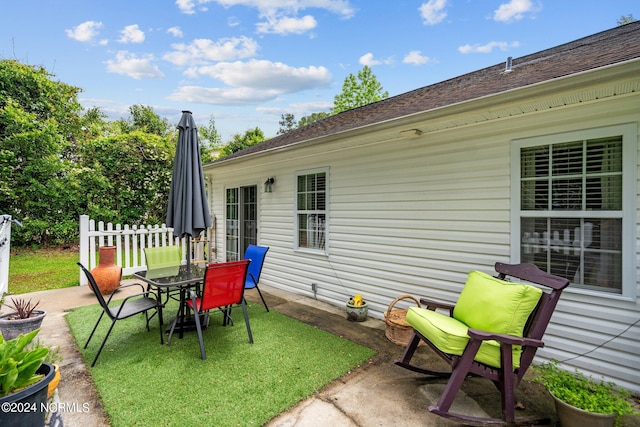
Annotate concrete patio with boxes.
[21,282,639,426]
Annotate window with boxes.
[296,169,327,252]
[512,124,636,297]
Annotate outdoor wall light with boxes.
[264,177,275,193]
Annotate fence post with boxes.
[79,215,89,285]
[0,215,12,294]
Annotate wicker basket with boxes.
[384,295,421,346]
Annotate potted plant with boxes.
[0,296,47,340]
[533,360,637,427]
[346,294,368,322]
[0,328,55,427]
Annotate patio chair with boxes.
[144,246,182,303]
[243,245,270,311]
[394,262,570,425]
[176,259,252,360]
[78,263,163,367]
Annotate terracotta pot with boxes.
[91,246,122,295]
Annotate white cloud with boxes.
[419,0,448,25]
[359,52,393,67]
[105,51,165,79]
[163,36,259,65]
[176,0,196,14]
[212,0,355,19]
[458,41,520,54]
[187,59,331,92]
[65,21,104,42]
[256,15,317,35]
[168,85,280,105]
[167,26,184,37]
[118,24,145,44]
[359,53,379,66]
[177,0,356,18]
[257,100,333,117]
[403,50,430,65]
[493,0,536,23]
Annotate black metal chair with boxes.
[78,262,163,367]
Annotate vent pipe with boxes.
[505,56,513,73]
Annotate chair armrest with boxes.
[419,297,455,315]
[105,282,147,303]
[467,328,544,348]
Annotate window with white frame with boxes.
[513,124,636,297]
[296,169,327,252]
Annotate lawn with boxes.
[7,247,79,294]
[67,299,376,426]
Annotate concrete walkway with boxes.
[12,283,561,426]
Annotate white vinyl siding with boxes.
[205,73,640,393]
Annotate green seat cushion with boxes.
[405,270,543,369]
[406,307,518,368]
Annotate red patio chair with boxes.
[180,259,252,360]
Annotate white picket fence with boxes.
[0,215,14,295]
[78,215,213,286]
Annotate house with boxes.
[203,22,640,393]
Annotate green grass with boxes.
[8,248,79,294]
[67,299,376,427]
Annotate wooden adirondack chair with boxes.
[394,262,570,425]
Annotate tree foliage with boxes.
[115,104,172,137]
[0,59,182,246]
[77,132,174,225]
[297,111,330,128]
[219,127,266,157]
[198,116,223,163]
[278,113,297,135]
[617,14,636,25]
[0,60,83,245]
[332,65,389,114]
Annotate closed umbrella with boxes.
[166,111,212,271]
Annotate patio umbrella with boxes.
[166,111,212,271]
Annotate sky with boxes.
[1,1,638,141]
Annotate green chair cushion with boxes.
[405,270,543,369]
[406,306,523,369]
[453,270,542,337]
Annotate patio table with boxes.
[134,265,207,342]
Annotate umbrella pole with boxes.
[186,237,191,276]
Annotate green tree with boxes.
[77,131,174,225]
[115,104,172,137]
[278,113,296,135]
[0,59,83,245]
[297,111,330,128]
[332,65,389,114]
[198,116,223,163]
[219,127,266,157]
[617,14,636,25]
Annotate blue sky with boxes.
[1,1,637,140]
